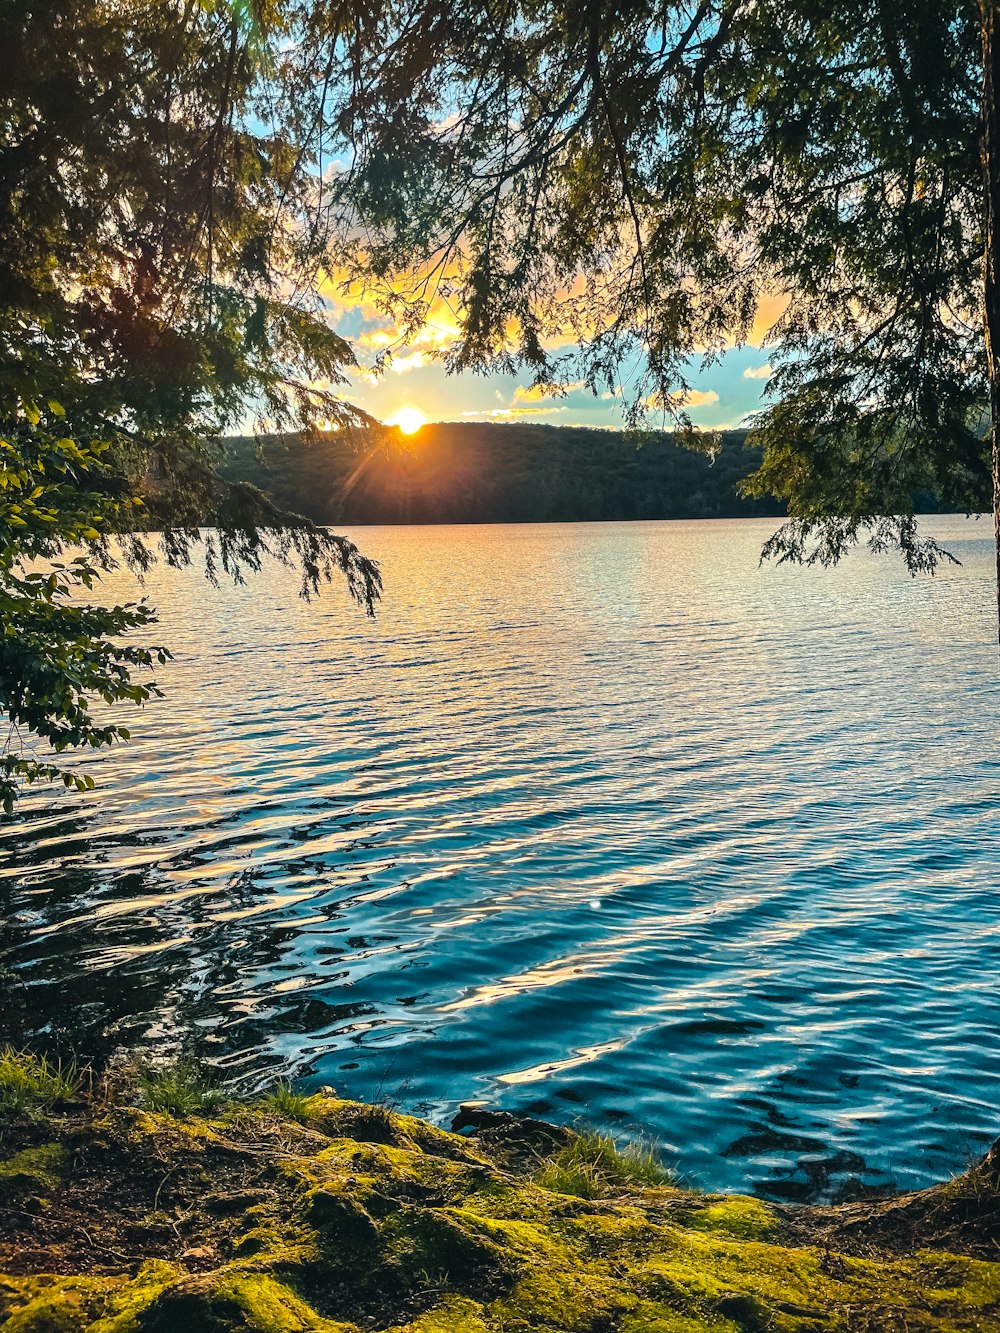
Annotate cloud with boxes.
[748,291,789,346]
[358,319,460,353]
[743,364,773,380]
[321,261,466,359]
[387,351,428,374]
[358,326,398,350]
[409,316,462,350]
[431,111,463,135]
[644,388,720,411]
[461,405,567,419]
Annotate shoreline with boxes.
[3,1054,1000,1331]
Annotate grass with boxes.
[2,1057,1000,1333]
[0,1047,84,1118]
[536,1129,676,1199]
[137,1058,228,1118]
[260,1079,313,1123]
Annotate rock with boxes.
[450,1105,574,1156]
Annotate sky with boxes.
[323,281,783,436]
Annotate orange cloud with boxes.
[644,388,720,411]
[748,291,789,346]
[461,406,567,419]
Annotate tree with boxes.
[0,0,382,805]
[318,1,996,608]
[981,1,1000,632]
[0,411,164,812]
[5,1,995,806]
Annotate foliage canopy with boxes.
[320,0,992,570]
[3,0,998,804]
[0,0,381,805]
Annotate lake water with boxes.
[2,516,1000,1201]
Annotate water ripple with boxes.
[2,515,999,1200]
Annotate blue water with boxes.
[2,516,999,1201]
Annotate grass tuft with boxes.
[137,1058,227,1118]
[0,1047,84,1118]
[261,1079,312,1123]
[537,1130,675,1199]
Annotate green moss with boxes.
[385,1296,491,1333]
[635,1229,1000,1332]
[387,1112,486,1162]
[379,1204,508,1290]
[4,1292,91,1331]
[618,1302,734,1333]
[3,1091,1000,1333]
[301,1098,399,1146]
[301,1098,484,1164]
[228,1222,317,1267]
[304,1187,379,1260]
[687,1196,780,1242]
[302,1138,485,1214]
[89,1263,181,1333]
[202,1274,357,1333]
[0,1144,68,1198]
[497,1264,620,1332]
[912,1249,1000,1307]
[0,1276,119,1333]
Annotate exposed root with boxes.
[3,1080,1000,1332]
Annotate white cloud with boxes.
[743,364,773,380]
[387,351,428,374]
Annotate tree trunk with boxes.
[980,1,1000,649]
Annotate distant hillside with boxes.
[220,423,786,525]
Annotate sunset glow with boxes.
[388,406,427,434]
[320,263,784,431]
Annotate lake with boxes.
[2,515,999,1201]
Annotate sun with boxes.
[387,406,426,435]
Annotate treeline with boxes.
[220,423,788,524]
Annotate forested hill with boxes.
[220,423,787,525]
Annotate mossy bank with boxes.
[3,1056,1000,1332]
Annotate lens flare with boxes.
[388,407,426,435]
